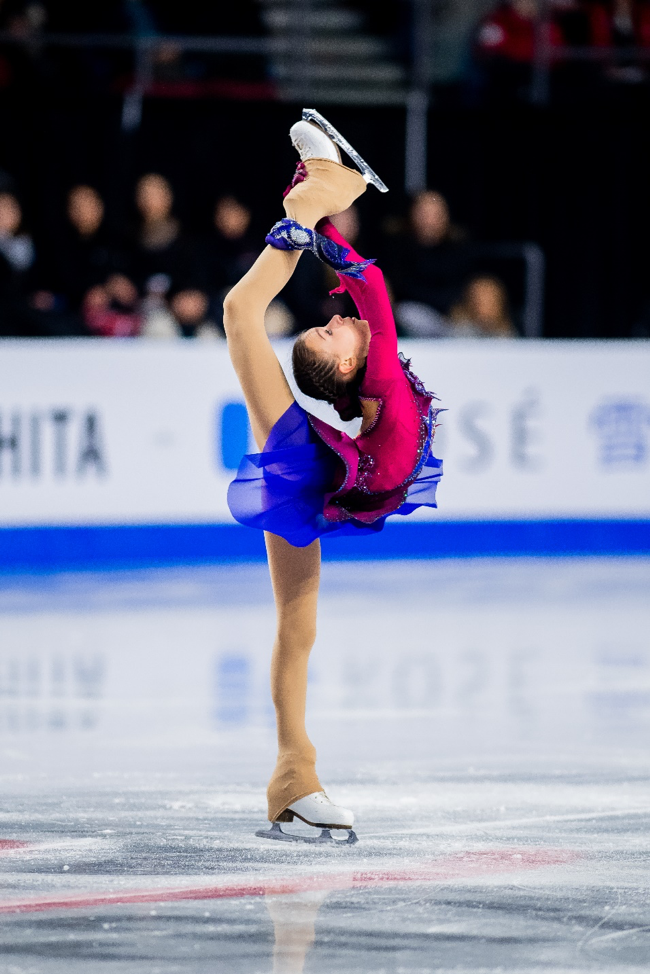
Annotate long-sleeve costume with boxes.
[227,221,443,547]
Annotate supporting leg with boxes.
[264,531,323,822]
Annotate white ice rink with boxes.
[1,557,649,972]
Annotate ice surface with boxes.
[0,558,649,972]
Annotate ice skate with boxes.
[256,791,358,845]
[300,108,389,193]
[290,120,342,165]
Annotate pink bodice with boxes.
[308,219,436,524]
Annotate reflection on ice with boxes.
[0,559,648,770]
[266,890,329,974]
[0,558,649,973]
[0,650,104,732]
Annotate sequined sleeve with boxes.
[317,219,402,392]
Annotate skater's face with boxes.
[303,314,370,378]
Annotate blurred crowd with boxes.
[475,0,650,93]
[0,0,267,99]
[0,171,521,342]
[0,1,648,101]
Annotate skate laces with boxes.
[292,133,309,155]
[265,218,375,281]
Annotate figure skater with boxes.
[224,111,442,843]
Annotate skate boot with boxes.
[287,791,354,829]
[282,110,386,227]
[289,120,342,165]
[256,792,358,845]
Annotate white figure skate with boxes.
[291,109,389,194]
[290,120,341,164]
[256,791,358,845]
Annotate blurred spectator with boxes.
[0,186,83,337]
[0,181,97,336]
[43,185,128,312]
[597,0,650,82]
[264,299,294,338]
[550,1,650,84]
[140,284,227,341]
[202,194,260,330]
[4,1,47,37]
[476,0,613,52]
[69,184,103,236]
[131,173,197,296]
[608,0,650,46]
[0,191,35,280]
[474,0,564,98]
[206,194,258,290]
[139,273,178,339]
[83,274,141,338]
[385,191,476,337]
[0,189,39,335]
[200,192,293,338]
[476,0,650,95]
[477,0,544,63]
[396,301,450,338]
[449,276,518,338]
[169,288,221,340]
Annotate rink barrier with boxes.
[0,520,649,571]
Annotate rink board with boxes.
[0,339,649,567]
[1,520,650,571]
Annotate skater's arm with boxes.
[318,219,400,387]
[224,244,301,326]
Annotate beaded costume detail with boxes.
[265,218,375,281]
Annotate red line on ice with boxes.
[0,841,30,851]
[0,848,580,915]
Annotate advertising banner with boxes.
[0,340,649,529]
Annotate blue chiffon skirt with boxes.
[227,402,443,548]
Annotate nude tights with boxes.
[264,532,323,822]
[223,157,366,821]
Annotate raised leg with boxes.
[224,158,366,451]
[264,531,323,822]
[282,157,366,229]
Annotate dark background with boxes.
[0,0,649,339]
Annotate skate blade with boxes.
[302,108,389,194]
[256,821,358,845]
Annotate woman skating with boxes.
[224,112,442,841]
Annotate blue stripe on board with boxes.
[0,520,649,571]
